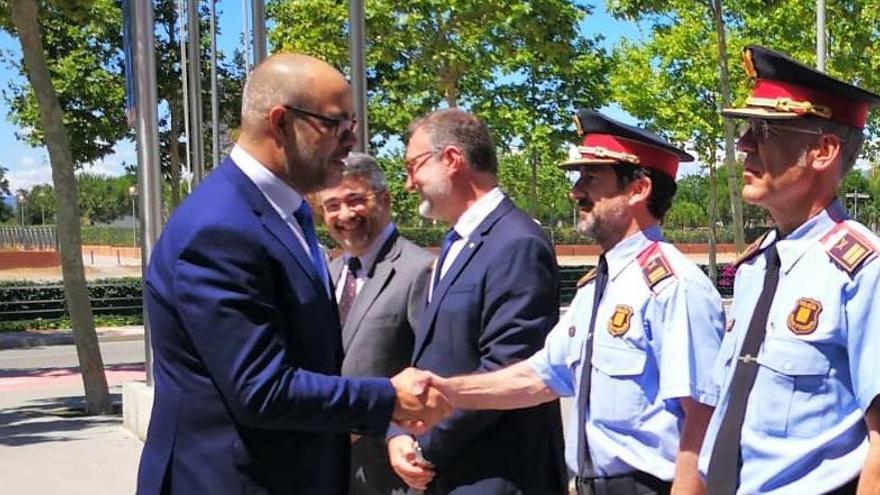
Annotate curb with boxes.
[0,327,145,351]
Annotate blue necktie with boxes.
[433,228,461,290]
[293,201,329,287]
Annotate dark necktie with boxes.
[292,201,328,288]
[433,228,461,290]
[576,255,609,478]
[338,256,361,326]
[706,243,781,495]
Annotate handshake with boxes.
[389,367,454,435]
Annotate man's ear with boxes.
[809,134,842,173]
[443,146,465,176]
[627,175,653,206]
[268,106,289,140]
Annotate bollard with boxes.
[117,250,121,265]
[90,249,94,265]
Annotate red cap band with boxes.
[582,134,679,178]
[752,79,870,128]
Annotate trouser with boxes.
[575,471,670,495]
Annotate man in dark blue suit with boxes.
[387,109,567,494]
[136,53,450,495]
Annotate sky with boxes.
[0,1,675,195]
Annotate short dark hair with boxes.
[407,109,498,174]
[612,165,677,220]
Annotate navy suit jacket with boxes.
[393,197,567,495]
[137,158,396,495]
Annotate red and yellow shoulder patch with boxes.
[577,268,598,288]
[820,222,877,276]
[735,231,771,268]
[637,242,675,291]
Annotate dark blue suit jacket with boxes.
[137,158,397,495]
[393,197,567,495]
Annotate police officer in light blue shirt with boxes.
[427,110,725,495]
[700,46,880,495]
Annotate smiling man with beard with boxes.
[425,110,726,495]
[387,108,566,495]
[320,152,433,495]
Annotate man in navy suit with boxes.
[387,109,566,494]
[136,53,450,495]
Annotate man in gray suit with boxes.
[320,152,434,495]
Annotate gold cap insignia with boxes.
[608,304,633,337]
[787,298,822,335]
[573,114,584,136]
[743,48,757,79]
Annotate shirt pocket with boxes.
[590,344,648,426]
[751,338,831,438]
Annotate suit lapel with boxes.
[413,198,515,363]
[342,231,400,351]
[218,159,326,295]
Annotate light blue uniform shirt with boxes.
[529,226,724,479]
[699,200,880,494]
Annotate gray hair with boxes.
[407,109,498,174]
[342,152,387,192]
[795,117,865,175]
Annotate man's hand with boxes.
[388,434,435,490]
[390,367,452,435]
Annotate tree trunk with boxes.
[10,0,111,415]
[169,94,182,207]
[707,146,720,282]
[711,0,746,253]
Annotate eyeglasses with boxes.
[738,119,824,143]
[283,105,357,137]
[322,192,376,214]
[403,148,441,176]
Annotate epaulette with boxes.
[576,268,597,288]
[637,242,675,291]
[820,221,877,276]
[734,230,772,268]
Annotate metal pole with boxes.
[132,0,163,387]
[186,0,204,184]
[177,0,192,189]
[348,0,368,152]
[252,0,267,64]
[210,0,220,168]
[817,0,826,71]
[241,0,251,73]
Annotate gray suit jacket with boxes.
[330,229,433,495]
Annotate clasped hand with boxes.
[390,367,452,435]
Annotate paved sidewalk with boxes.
[0,325,144,350]
[0,395,143,495]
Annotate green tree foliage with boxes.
[2,0,128,165]
[0,165,11,222]
[609,0,880,238]
[268,0,607,226]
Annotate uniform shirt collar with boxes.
[768,199,848,273]
[344,222,396,275]
[450,187,505,240]
[230,145,303,219]
[604,224,663,281]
